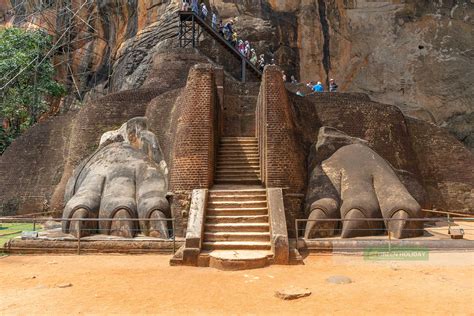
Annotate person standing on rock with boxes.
[291,75,298,84]
[312,81,324,92]
[329,78,338,92]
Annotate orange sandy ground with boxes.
[0,252,473,315]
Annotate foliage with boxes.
[0,27,66,154]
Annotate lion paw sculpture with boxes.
[62,117,170,238]
[305,127,423,239]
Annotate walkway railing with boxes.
[178,10,262,82]
[295,217,474,251]
[0,217,177,254]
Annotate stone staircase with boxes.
[215,137,260,185]
[203,188,271,251]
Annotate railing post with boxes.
[172,218,176,254]
[77,219,81,255]
[192,15,195,48]
[241,58,246,83]
[447,213,451,234]
[387,221,392,253]
[295,219,298,241]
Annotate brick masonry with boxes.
[169,64,216,191]
[256,66,307,234]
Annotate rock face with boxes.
[1,0,472,147]
[0,1,472,233]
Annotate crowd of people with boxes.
[305,79,338,92]
[182,1,339,94]
[181,0,267,71]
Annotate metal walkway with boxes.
[178,11,262,82]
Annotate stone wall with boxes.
[0,115,73,215]
[256,66,306,234]
[406,118,474,212]
[169,64,217,191]
[222,80,260,137]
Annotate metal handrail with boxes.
[295,217,474,239]
[178,10,263,78]
[0,217,177,254]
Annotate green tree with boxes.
[0,27,66,154]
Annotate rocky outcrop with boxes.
[1,0,472,147]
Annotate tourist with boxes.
[191,0,198,13]
[224,20,234,41]
[329,78,338,92]
[296,90,305,97]
[306,81,314,89]
[257,54,265,71]
[181,0,190,11]
[282,71,287,82]
[212,13,217,29]
[291,75,298,84]
[201,3,208,20]
[231,32,238,46]
[238,40,245,55]
[250,49,257,64]
[243,41,250,58]
[218,20,224,36]
[312,81,324,92]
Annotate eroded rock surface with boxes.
[2,0,472,147]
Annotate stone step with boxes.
[217,155,260,160]
[208,200,267,208]
[219,144,258,149]
[214,178,261,185]
[215,171,260,177]
[218,148,259,152]
[217,157,260,167]
[203,241,271,251]
[215,164,260,169]
[208,194,267,201]
[216,161,260,166]
[207,207,268,216]
[205,223,270,232]
[204,232,270,242]
[206,215,268,224]
[218,151,258,154]
[214,175,260,180]
[209,189,267,196]
[206,250,271,270]
[220,137,257,142]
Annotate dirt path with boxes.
[1,252,473,315]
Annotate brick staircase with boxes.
[202,188,271,251]
[215,137,260,185]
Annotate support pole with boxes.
[192,15,195,48]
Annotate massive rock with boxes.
[1,0,472,147]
